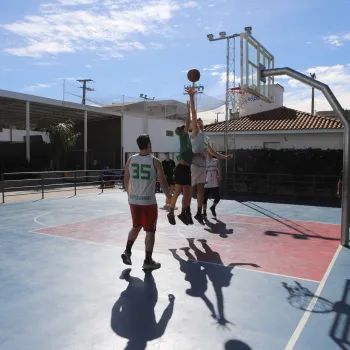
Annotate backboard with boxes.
[240,31,274,103]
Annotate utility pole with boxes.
[310,73,316,115]
[77,79,94,105]
[183,82,204,110]
[139,94,155,134]
[215,111,224,123]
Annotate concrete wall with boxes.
[208,131,343,151]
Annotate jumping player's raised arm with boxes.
[124,157,131,194]
[208,144,233,160]
[184,101,191,134]
[185,86,199,138]
[154,158,172,200]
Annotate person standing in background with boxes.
[162,153,176,210]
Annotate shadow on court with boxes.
[204,218,234,238]
[111,269,175,350]
[265,230,339,241]
[170,238,260,328]
[282,280,350,349]
[225,339,252,350]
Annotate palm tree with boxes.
[37,120,81,170]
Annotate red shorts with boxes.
[130,204,158,232]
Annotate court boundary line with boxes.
[284,244,342,349]
[28,227,321,283]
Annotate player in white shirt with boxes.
[123,134,172,271]
[203,153,221,218]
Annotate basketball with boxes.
[187,69,200,83]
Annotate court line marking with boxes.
[284,244,342,350]
[27,227,321,284]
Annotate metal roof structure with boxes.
[0,89,121,128]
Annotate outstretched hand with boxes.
[226,154,233,159]
[185,85,196,97]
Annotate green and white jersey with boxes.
[128,153,157,205]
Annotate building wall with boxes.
[123,116,181,153]
[208,131,343,151]
[239,84,284,117]
[0,128,49,143]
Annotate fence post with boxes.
[2,173,4,204]
[101,173,104,193]
[74,172,77,196]
[41,173,44,200]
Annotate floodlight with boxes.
[207,34,214,40]
[219,31,227,37]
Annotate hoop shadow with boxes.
[225,339,252,350]
[111,269,175,350]
[204,218,234,238]
[282,280,350,349]
[265,230,338,241]
[170,239,259,328]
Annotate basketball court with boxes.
[1,29,350,350]
[0,190,349,350]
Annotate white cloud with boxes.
[183,1,198,8]
[323,33,350,47]
[85,64,92,69]
[284,64,350,113]
[150,42,164,49]
[1,0,179,58]
[23,83,56,92]
[211,72,220,76]
[203,64,225,71]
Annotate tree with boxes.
[37,120,81,170]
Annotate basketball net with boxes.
[228,87,249,118]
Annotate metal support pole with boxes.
[2,173,4,204]
[26,101,30,164]
[84,110,87,170]
[74,171,77,196]
[41,173,44,200]
[225,38,229,173]
[261,67,350,247]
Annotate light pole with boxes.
[310,72,316,115]
[206,31,240,172]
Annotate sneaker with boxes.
[167,212,176,225]
[194,213,204,224]
[177,212,188,225]
[121,251,132,265]
[186,210,194,225]
[142,260,161,271]
[210,205,216,217]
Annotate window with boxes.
[166,130,174,137]
[263,142,281,149]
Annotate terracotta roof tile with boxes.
[204,107,345,133]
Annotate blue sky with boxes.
[0,0,350,123]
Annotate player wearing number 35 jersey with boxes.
[122,134,172,271]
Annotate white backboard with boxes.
[240,32,274,103]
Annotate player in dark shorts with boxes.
[162,152,176,210]
[167,101,193,225]
[122,134,172,271]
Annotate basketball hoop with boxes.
[228,87,249,117]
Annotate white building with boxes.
[205,107,344,151]
[103,100,188,164]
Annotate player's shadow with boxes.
[204,218,234,238]
[282,280,350,349]
[111,269,175,350]
[265,230,338,241]
[170,239,260,328]
[225,339,252,350]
